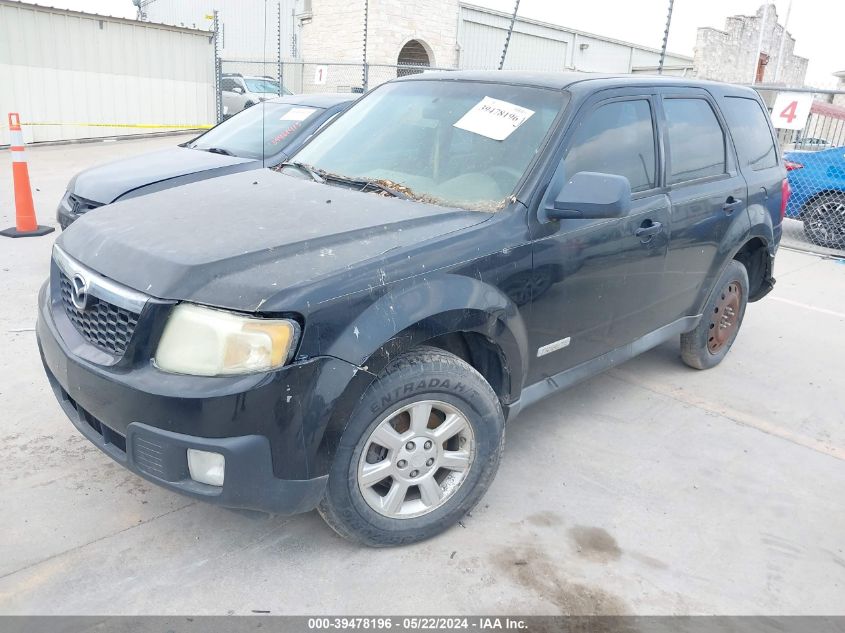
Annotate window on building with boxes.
[563,99,657,193]
[664,98,726,184]
[755,53,770,84]
[720,96,778,170]
[397,40,431,77]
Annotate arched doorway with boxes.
[397,39,432,77]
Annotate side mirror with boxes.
[544,171,631,221]
[232,86,244,95]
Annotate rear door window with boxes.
[664,98,726,184]
[564,99,656,193]
[720,96,779,170]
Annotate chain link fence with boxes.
[755,87,845,257]
[216,58,457,118]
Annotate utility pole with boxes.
[277,1,283,96]
[774,0,793,84]
[498,0,520,71]
[362,0,369,91]
[657,0,674,74]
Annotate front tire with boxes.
[318,347,505,547]
[680,260,749,370]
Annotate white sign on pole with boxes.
[770,92,813,130]
[313,65,328,85]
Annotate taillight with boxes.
[784,160,803,171]
[780,178,791,221]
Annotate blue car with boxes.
[784,146,845,248]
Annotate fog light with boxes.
[187,449,225,486]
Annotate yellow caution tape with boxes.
[16,122,214,129]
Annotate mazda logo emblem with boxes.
[70,273,90,310]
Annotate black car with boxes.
[56,93,354,228]
[38,72,786,546]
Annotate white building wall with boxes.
[143,0,300,61]
[0,0,215,144]
[693,4,808,87]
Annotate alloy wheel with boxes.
[357,400,476,519]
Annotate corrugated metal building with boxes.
[141,0,299,61]
[458,4,693,74]
[143,0,693,74]
[0,0,216,144]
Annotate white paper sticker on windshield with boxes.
[453,97,535,141]
[283,107,317,122]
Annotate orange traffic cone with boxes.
[1,113,54,238]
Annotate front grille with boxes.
[68,194,102,216]
[60,272,140,355]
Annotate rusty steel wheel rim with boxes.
[708,280,742,353]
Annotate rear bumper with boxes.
[37,281,359,515]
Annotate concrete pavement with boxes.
[0,136,843,615]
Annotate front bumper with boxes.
[37,281,359,515]
[56,191,103,230]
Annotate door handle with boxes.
[723,197,744,213]
[635,220,663,239]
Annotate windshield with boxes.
[289,80,566,209]
[189,103,325,160]
[245,78,284,94]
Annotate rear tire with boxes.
[802,192,845,249]
[680,260,749,370]
[318,347,505,547]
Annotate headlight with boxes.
[154,304,298,376]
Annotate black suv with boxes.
[37,72,786,546]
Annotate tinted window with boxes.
[564,100,656,193]
[721,96,778,170]
[221,77,237,92]
[664,98,726,184]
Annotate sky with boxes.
[20,0,845,87]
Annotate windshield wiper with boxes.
[202,147,235,156]
[321,173,410,200]
[280,161,325,183]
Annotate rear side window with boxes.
[664,98,726,184]
[564,99,656,193]
[720,96,778,170]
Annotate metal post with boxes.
[213,10,223,123]
[277,1,284,95]
[657,0,674,74]
[774,0,792,84]
[751,4,770,84]
[362,0,369,91]
[498,0,520,71]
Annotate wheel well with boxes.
[733,237,771,301]
[424,332,511,404]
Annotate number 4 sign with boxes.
[770,92,813,130]
[313,65,328,85]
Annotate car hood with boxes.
[58,170,490,311]
[72,147,256,204]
